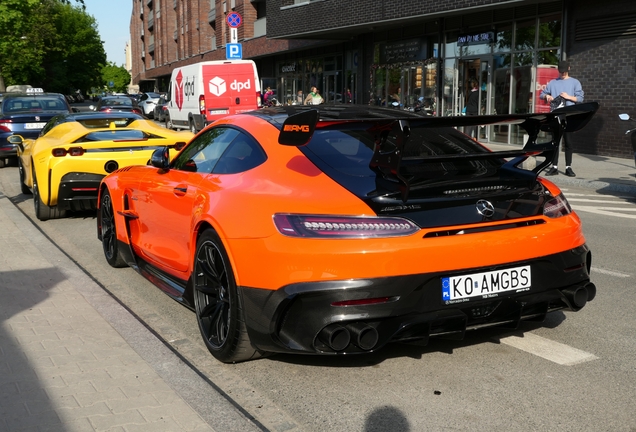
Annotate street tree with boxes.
[0,0,104,93]
[101,63,132,94]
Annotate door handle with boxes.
[174,186,187,195]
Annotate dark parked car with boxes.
[153,95,169,123]
[89,96,143,116]
[0,88,74,168]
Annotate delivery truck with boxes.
[166,60,261,132]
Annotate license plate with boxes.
[441,265,531,305]
[25,122,46,129]
[209,109,229,115]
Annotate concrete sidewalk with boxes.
[487,143,636,196]
[0,191,262,431]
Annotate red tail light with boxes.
[273,214,419,238]
[199,94,206,117]
[132,108,143,115]
[256,92,262,107]
[52,147,85,157]
[543,193,572,218]
[0,121,12,132]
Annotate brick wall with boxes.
[567,0,636,158]
[267,0,514,38]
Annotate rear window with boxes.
[303,125,500,177]
[73,129,165,142]
[102,98,133,107]
[2,96,68,113]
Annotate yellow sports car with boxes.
[12,112,193,220]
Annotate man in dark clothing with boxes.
[464,80,479,139]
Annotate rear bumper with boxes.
[239,245,594,355]
[57,172,104,211]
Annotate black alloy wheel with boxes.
[193,230,259,363]
[100,189,127,268]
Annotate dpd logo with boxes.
[175,70,184,110]
[208,77,252,96]
[209,77,227,96]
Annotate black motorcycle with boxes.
[618,113,636,168]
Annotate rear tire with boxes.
[0,159,5,168]
[32,168,66,221]
[165,114,173,130]
[100,188,127,268]
[189,119,197,134]
[193,229,259,363]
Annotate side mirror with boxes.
[619,113,630,121]
[8,135,23,145]
[150,147,170,169]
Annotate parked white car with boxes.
[138,92,162,118]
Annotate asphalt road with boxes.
[1,139,635,431]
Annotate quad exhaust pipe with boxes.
[346,322,379,351]
[318,322,379,352]
[563,282,596,309]
[318,324,350,352]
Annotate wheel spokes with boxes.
[195,241,231,347]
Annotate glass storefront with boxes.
[443,13,561,145]
[370,38,438,115]
[268,53,357,106]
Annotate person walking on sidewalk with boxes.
[540,60,584,177]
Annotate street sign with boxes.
[226,43,242,60]
[230,27,238,43]
[227,12,242,28]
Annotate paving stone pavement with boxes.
[0,190,262,432]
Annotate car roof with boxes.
[2,91,66,99]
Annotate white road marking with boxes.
[572,206,636,219]
[497,333,598,365]
[591,267,631,278]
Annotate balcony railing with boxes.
[208,3,216,22]
[148,11,154,30]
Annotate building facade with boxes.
[130,0,636,159]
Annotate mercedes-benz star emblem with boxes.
[476,199,495,218]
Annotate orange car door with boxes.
[135,168,204,273]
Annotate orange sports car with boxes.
[97,103,599,363]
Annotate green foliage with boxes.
[0,0,105,93]
[102,63,132,93]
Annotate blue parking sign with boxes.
[226,43,242,60]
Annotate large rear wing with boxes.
[277,102,599,200]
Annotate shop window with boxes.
[515,19,536,51]
[537,14,561,49]
[495,24,513,52]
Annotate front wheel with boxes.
[193,230,259,363]
[100,188,127,268]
